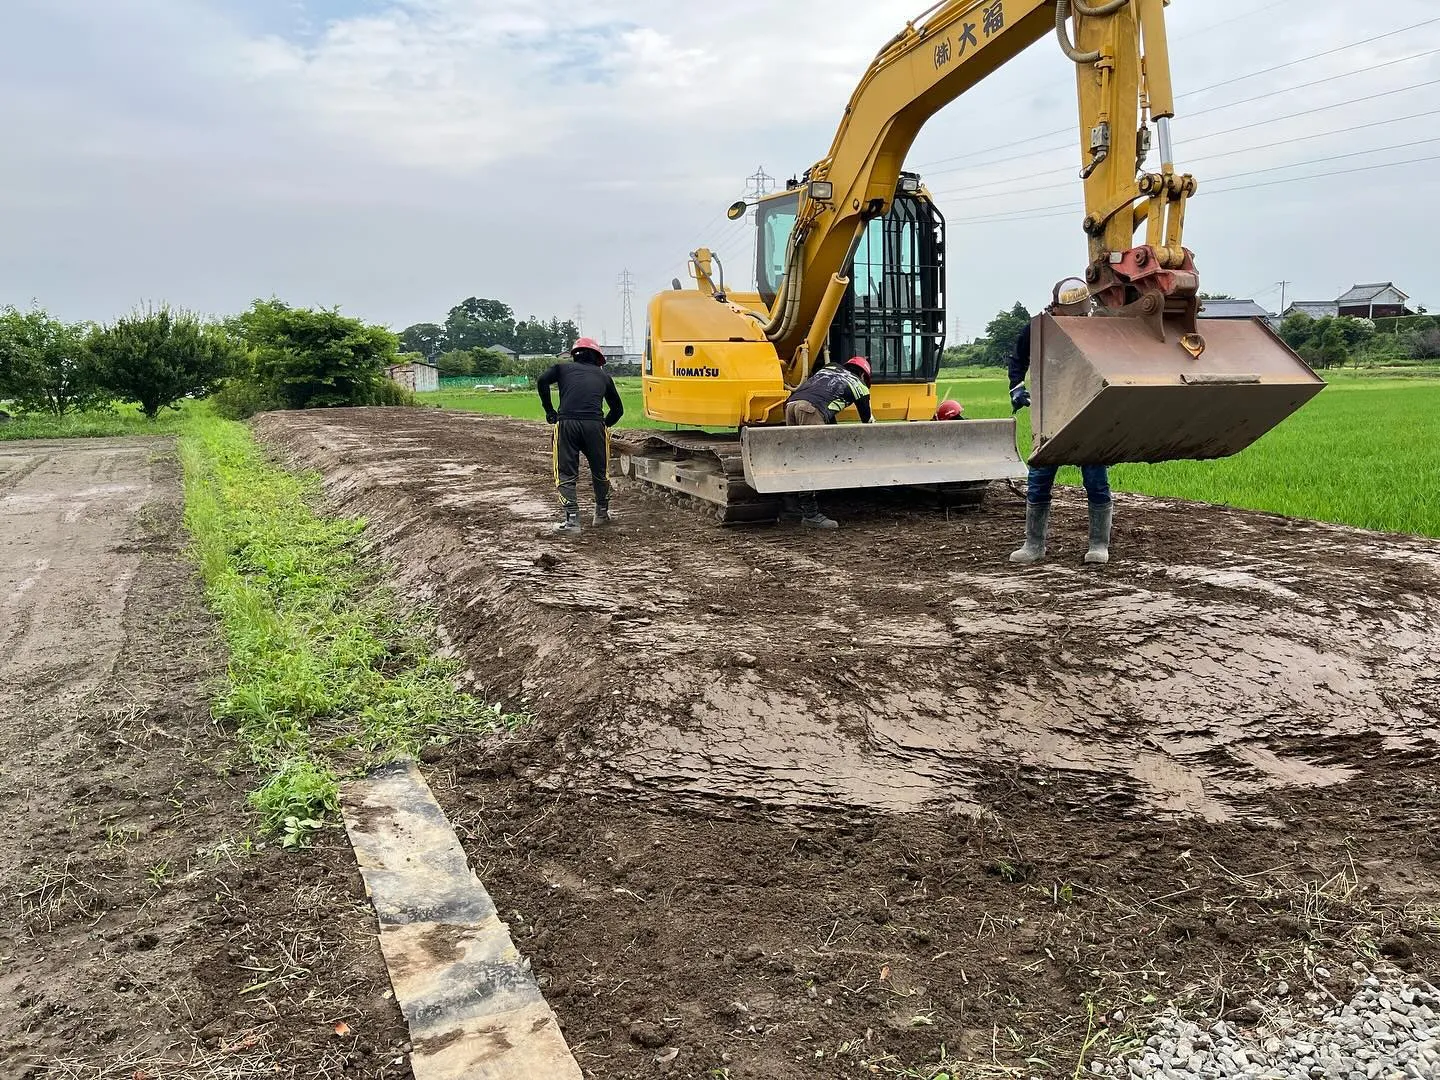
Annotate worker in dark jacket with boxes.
[781,356,874,529]
[1008,289,1113,565]
[537,337,624,535]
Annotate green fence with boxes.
[438,376,531,390]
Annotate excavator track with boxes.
[617,432,782,524]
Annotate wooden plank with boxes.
[341,762,582,1080]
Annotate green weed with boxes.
[179,414,519,843]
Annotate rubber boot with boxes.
[554,506,581,535]
[799,493,838,530]
[593,504,612,527]
[1084,501,1113,565]
[1009,502,1050,564]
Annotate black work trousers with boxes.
[552,418,611,510]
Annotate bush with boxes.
[211,378,281,420]
[89,305,244,419]
[233,299,398,409]
[372,379,417,407]
[0,305,105,416]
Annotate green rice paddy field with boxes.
[420,368,1440,539]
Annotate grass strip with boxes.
[178,412,515,845]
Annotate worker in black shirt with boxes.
[537,337,624,535]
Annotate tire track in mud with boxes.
[256,408,1440,823]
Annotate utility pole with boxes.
[1277,281,1291,314]
[618,269,636,357]
[743,166,776,288]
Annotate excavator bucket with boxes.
[740,418,1027,493]
[1030,315,1323,467]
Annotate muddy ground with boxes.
[258,406,1440,1080]
[0,439,411,1079]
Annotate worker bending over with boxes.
[1008,292,1113,565]
[537,337,624,535]
[782,356,874,529]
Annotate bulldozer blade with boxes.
[1030,315,1323,467]
[741,418,1027,494]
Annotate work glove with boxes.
[1010,384,1031,412]
[545,410,558,425]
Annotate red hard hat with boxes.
[936,399,963,420]
[844,356,872,384]
[571,336,605,363]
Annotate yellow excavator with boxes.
[620,0,1323,522]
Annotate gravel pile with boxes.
[1095,969,1440,1080]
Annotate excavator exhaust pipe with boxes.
[1030,314,1324,466]
[741,418,1028,493]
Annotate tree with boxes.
[1198,292,1235,300]
[1411,327,1440,360]
[471,348,507,376]
[88,305,242,419]
[0,305,105,415]
[234,299,398,409]
[981,302,1031,367]
[436,349,474,377]
[444,297,516,352]
[1279,313,1374,370]
[398,322,444,360]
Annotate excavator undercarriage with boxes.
[619,420,1025,523]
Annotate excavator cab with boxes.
[758,184,946,388]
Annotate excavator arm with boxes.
[629,0,1321,516]
[765,0,1198,386]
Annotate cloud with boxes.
[0,0,1436,338]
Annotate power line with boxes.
[936,129,1440,204]
[930,106,1440,200]
[915,0,1313,171]
[1184,17,1440,100]
[922,72,1440,183]
[921,52,1440,180]
[915,17,1440,175]
[943,153,1440,226]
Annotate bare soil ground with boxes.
[255,407,1440,1080]
[0,438,411,1080]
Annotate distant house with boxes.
[1280,283,1414,322]
[1199,299,1272,320]
[489,345,520,361]
[1280,301,1339,320]
[1336,283,1411,319]
[386,361,439,393]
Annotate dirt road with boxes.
[259,407,1440,1079]
[0,438,410,1078]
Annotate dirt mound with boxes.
[257,407,1440,824]
[255,407,1440,1079]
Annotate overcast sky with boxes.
[2,0,1436,343]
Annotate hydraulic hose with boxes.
[1071,0,1130,15]
[1055,0,1132,65]
[1054,0,1101,63]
